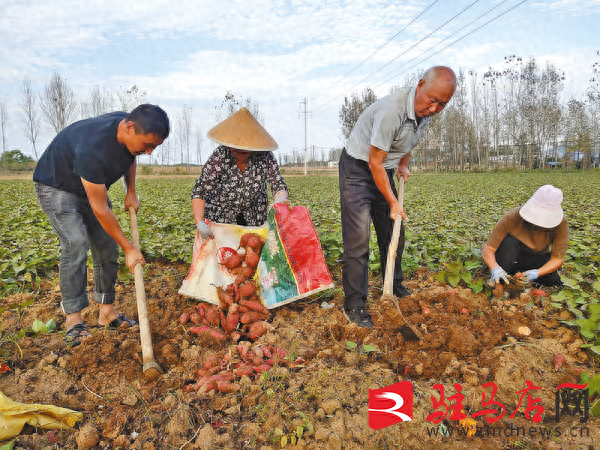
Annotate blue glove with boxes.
[196,221,213,239]
[524,269,539,282]
[489,266,509,285]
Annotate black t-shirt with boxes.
[33,112,135,197]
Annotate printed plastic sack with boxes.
[178,204,333,309]
[257,203,334,308]
[178,223,267,306]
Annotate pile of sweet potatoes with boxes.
[179,232,273,342]
[184,341,306,394]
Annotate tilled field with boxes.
[0,262,597,450]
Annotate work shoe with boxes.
[394,284,412,298]
[343,307,374,328]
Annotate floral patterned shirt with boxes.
[191,146,288,226]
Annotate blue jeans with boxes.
[35,182,119,314]
[339,149,405,310]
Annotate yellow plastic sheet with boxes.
[0,391,83,440]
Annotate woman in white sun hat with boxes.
[191,107,292,237]
[483,185,569,287]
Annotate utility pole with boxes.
[299,98,311,175]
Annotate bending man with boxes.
[339,66,456,327]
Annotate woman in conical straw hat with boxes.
[483,185,569,287]
[191,107,292,238]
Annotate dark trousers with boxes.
[496,235,561,286]
[339,149,405,309]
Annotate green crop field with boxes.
[2,171,600,349]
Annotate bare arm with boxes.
[396,153,411,183]
[191,197,206,225]
[368,145,407,220]
[482,244,499,270]
[123,160,140,212]
[81,178,145,272]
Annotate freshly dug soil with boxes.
[0,263,596,450]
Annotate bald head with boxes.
[414,66,456,118]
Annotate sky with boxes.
[1,0,599,165]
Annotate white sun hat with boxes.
[519,185,564,228]
[206,107,278,151]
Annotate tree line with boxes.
[339,54,600,172]
[0,72,266,171]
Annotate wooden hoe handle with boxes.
[129,207,164,380]
[382,178,404,297]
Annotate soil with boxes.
[1,262,597,450]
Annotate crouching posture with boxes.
[483,185,568,287]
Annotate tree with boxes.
[1,149,34,164]
[338,88,377,140]
[0,96,8,173]
[176,105,193,168]
[212,91,264,125]
[40,71,78,134]
[117,85,147,113]
[81,86,115,118]
[196,126,203,165]
[19,76,41,161]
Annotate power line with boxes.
[314,0,529,118]
[378,0,530,88]
[311,0,441,102]
[371,0,512,90]
[312,0,481,115]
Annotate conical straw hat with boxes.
[206,107,278,151]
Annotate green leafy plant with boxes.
[433,261,486,294]
[274,412,313,447]
[580,371,600,416]
[345,340,379,354]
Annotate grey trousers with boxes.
[35,182,119,314]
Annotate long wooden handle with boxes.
[129,208,156,368]
[382,177,405,296]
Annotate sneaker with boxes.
[394,284,412,298]
[343,307,374,328]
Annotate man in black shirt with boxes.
[33,104,170,346]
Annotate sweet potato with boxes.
[234,364,254,378]
[217,380,239,393]
[204,305,220,328]
[248,321,273,341]
[190,313,202,325]
[179,313,189,324]
[207,329,227,341]
[254,364,272,373]
[251,346,264,359]
[196,303,207,317]
[239,281,255,299]
[247,235,263,254]
[240,311,269,324]
[221,252,245,270]
[204,354,223,371]
[245,247,260,269]
[236,343,250,358]
[219,308,227,328]
[217,287,234,309]
[230,331,244,342]
[239,233,253,248]
[225,304,240,333]
[238,305,250,313]
[239,299,270,316]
